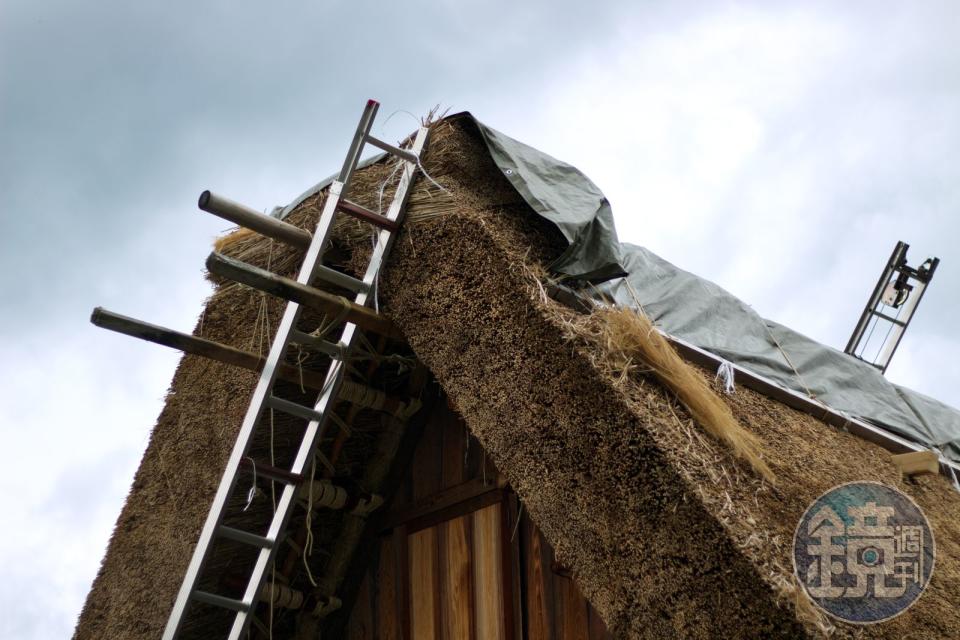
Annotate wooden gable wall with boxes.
[343,397,611,639]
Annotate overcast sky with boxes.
[2,1,959,637]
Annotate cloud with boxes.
[0,1,643,635]
[511,1,960,405]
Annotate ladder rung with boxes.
[870,310,908,327]
[218,525,274,549]
[364,134,419,165]
[192,590,250,613]
[267,395,325,423]
[239,458,305,485]
[338,99,380,193]
[289,330,347,359]
[313,264,367,293]
[337,199,400,233]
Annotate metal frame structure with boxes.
[844,241,939,374]
[162,99,429,640]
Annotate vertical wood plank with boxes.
[522,513,555,640]
[408,527,439,640]
[587,603,613,640]
[552,564,589,640]
[501,494,521,640]
[465,431,484,483]
[441,407,466,490]
[376,535,400,640]
[395,526,410,640]
[472,503,506,640]
[412,408,444,502]
[439,515,473,640]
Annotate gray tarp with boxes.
[275,113,960,464]
[470,119,625,282]
[596,245,960,463]
[274,113,625,282]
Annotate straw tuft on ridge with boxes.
[588,305,776,485]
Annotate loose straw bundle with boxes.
[596,305,776,485]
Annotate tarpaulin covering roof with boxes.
[598,244,960,465]
[274,112,960,465]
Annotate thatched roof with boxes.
[76,114,960,639]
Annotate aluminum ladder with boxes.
[162,99,429,639]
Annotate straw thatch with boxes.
[376,116,960,638]
[568,304,776,485]
[76,114,960,640]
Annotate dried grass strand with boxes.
[595,306,776,485]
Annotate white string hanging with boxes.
[715,360,736,395]
[243,456,260,512]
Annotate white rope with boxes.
[303,462,319,587]
[379,109,421,139]
[763,321,816,400]
[249,240,275,356]
[270,409,276,511]
[376,159,405,215]
[415,156,449,194]
[948,464,960,493]
[243,456,259,512]
[931,446,960,493]
[715,360,736,394]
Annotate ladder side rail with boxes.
[227,123,430,640]
[356,125,430,300]
[381,127,430,224]
[876,255,938,372]
[214,189,355,636]
[162,289,310,638]
[845,241,906,356]
[877,278,929,373]
[338,100,380,194]
[164,140,370,639]
[228,333,355,639]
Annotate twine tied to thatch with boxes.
[715,360,736,395]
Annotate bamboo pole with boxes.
[90,307,329,389]
[205,252,404,340]
[91,307,411,413]
[199,191,313,250]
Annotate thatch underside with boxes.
[75,116,960,640]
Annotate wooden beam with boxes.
[199,190,313,250]
[206,252,404,340]
[318,383,439,639]
[892,450,940,477]
[381,478,505,534]
[91,307,330,389]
